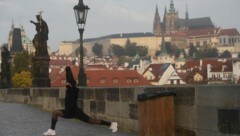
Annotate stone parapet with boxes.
[0,85,240,135]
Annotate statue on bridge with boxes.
[30,12,50,87]
[30,12,49,56]
[0,46,12,88]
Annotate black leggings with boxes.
[61,108,90,123]
[50,107,111,130]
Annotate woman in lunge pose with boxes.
[43,66,117,135]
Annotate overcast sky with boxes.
[0,0,240,51]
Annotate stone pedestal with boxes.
[32,56,50,87]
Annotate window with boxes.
[127,79,132,83]
[113,79,118,83]
[223,38,226,44]
[171,80,174,85]
[220,38,222,43]
[177,80,180,84]
[133,79,139,83]
[100,79,106,83]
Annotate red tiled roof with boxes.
[167,31,188,38]
[202,59,232,72]
[85,64,108,70]
[218,28,240,36]
[185,59,200,70]
[187,28,216,37]
[185,58,234,83]
[50,59,72,67]
[178,72,187,82]
[142,63,170,82]
[186,58,232,72]
[49,67,62,80]
[51,65,151,87]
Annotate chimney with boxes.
[200,59,203,67]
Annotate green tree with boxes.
[166,42,182,58]
[188,45,198,57]
[92,43,103,57]
[125,39,137,57]
[137,46,148,57]
[112,44,125,57]
[12,71,32,88]
[12,51,33,76]
[219,50,231,58]
[197,46,218,59]
[117,56,131,66]
[75,47,87,57]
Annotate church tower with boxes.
[8,20,14,51]
[165,0,179,33]
[153,4,161,36]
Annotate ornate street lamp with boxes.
[74,0,89,86]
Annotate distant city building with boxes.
[142,63,185,85]
[185,58,240,84]
[20,25,35,54]
[8,21,23,53]
[56,41,78,56]
[124,54,151,74]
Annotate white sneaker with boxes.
[109,122,118,133]
[43,129,56,136]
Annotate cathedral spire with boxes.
[185,4,189,20]
[11,19,14,30]
[169,0,175,13]
[155,4,159,16]
[162,6,167,34]
[153,4,161,36]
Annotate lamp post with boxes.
[74,0,89,86]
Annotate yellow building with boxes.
[57,41,78,56]
[83,33,171,57]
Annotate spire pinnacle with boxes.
[11,19,14,28]
[169,0,175,13]
[155,4,159,15]
[185,4,189,20]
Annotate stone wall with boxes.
[0,85,240,135]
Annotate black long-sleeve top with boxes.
[65,87,79,111]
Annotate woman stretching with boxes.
[43,66,117,135]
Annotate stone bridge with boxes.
[0,85,240,136]
[0,102,137,136]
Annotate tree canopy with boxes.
[112,44,125,57]
[12,71,32,88]
[12,51,33,75]
[92,43,103,57]
[112,39,148,58]
[219,50,231,58]
[188,45,198,57]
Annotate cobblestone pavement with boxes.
[0,102,138,136]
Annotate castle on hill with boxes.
[56,0,239,58]
[153,0,214,36]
